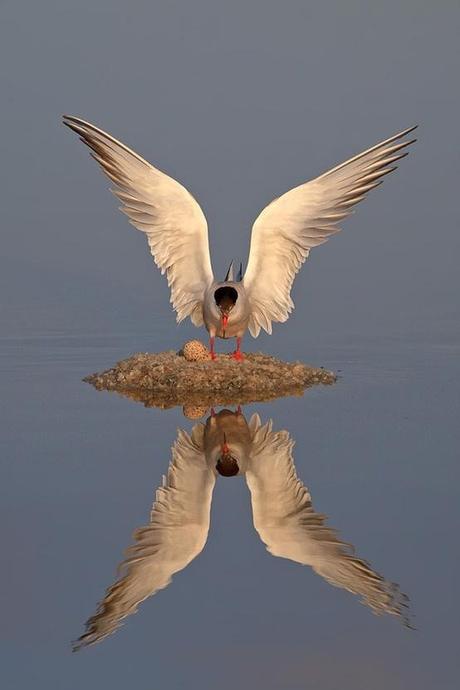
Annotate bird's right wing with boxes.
[245,416,409,621]
[63,115,214,326]
[243,126,417,336]
[73,424,215,650]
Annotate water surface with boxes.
[1,330,458,689]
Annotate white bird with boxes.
[63,116,416,359]
[73,409,408,650]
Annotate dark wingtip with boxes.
[62,114,76,126]
[62,115,90,136]
[71,632,94,652]
[62,115,83,135]
[398,125,418,138]
[71,639,82,653]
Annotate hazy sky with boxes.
[1,3,459,690]
[0,0,458,347]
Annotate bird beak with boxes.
[221,313,228,329]
[222,433,229,455]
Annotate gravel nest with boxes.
[83,349,337,409]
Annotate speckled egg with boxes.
[182,404,209,419]
[182,340,210,362]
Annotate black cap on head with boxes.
[216,454,239,477]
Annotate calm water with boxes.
[1,329,458,689]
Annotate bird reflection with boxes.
[73,407,409,650]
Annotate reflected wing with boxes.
[245,416,408,620]
[63,115,214,326]
[73,425,215,650]
[243,126,417,336]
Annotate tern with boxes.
[72,408,408,650]
[63,116,416,359]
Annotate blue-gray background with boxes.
[1,2,458,689]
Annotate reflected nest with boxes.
[84,345,337,410]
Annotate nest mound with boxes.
[84,343,336,410]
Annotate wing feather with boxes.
[63,115,214,326]
[246,419,410,622]
[243,126,417,336]
[73,424,215,650]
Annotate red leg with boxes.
[231,337,244,361]
[209,336,216,360]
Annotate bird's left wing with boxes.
[243,126,417,336]
[63,115,214,326]
[73,424,215,650]
[245,416,409,621]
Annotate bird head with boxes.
[215,434,239,477]
[214,286,238,332]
